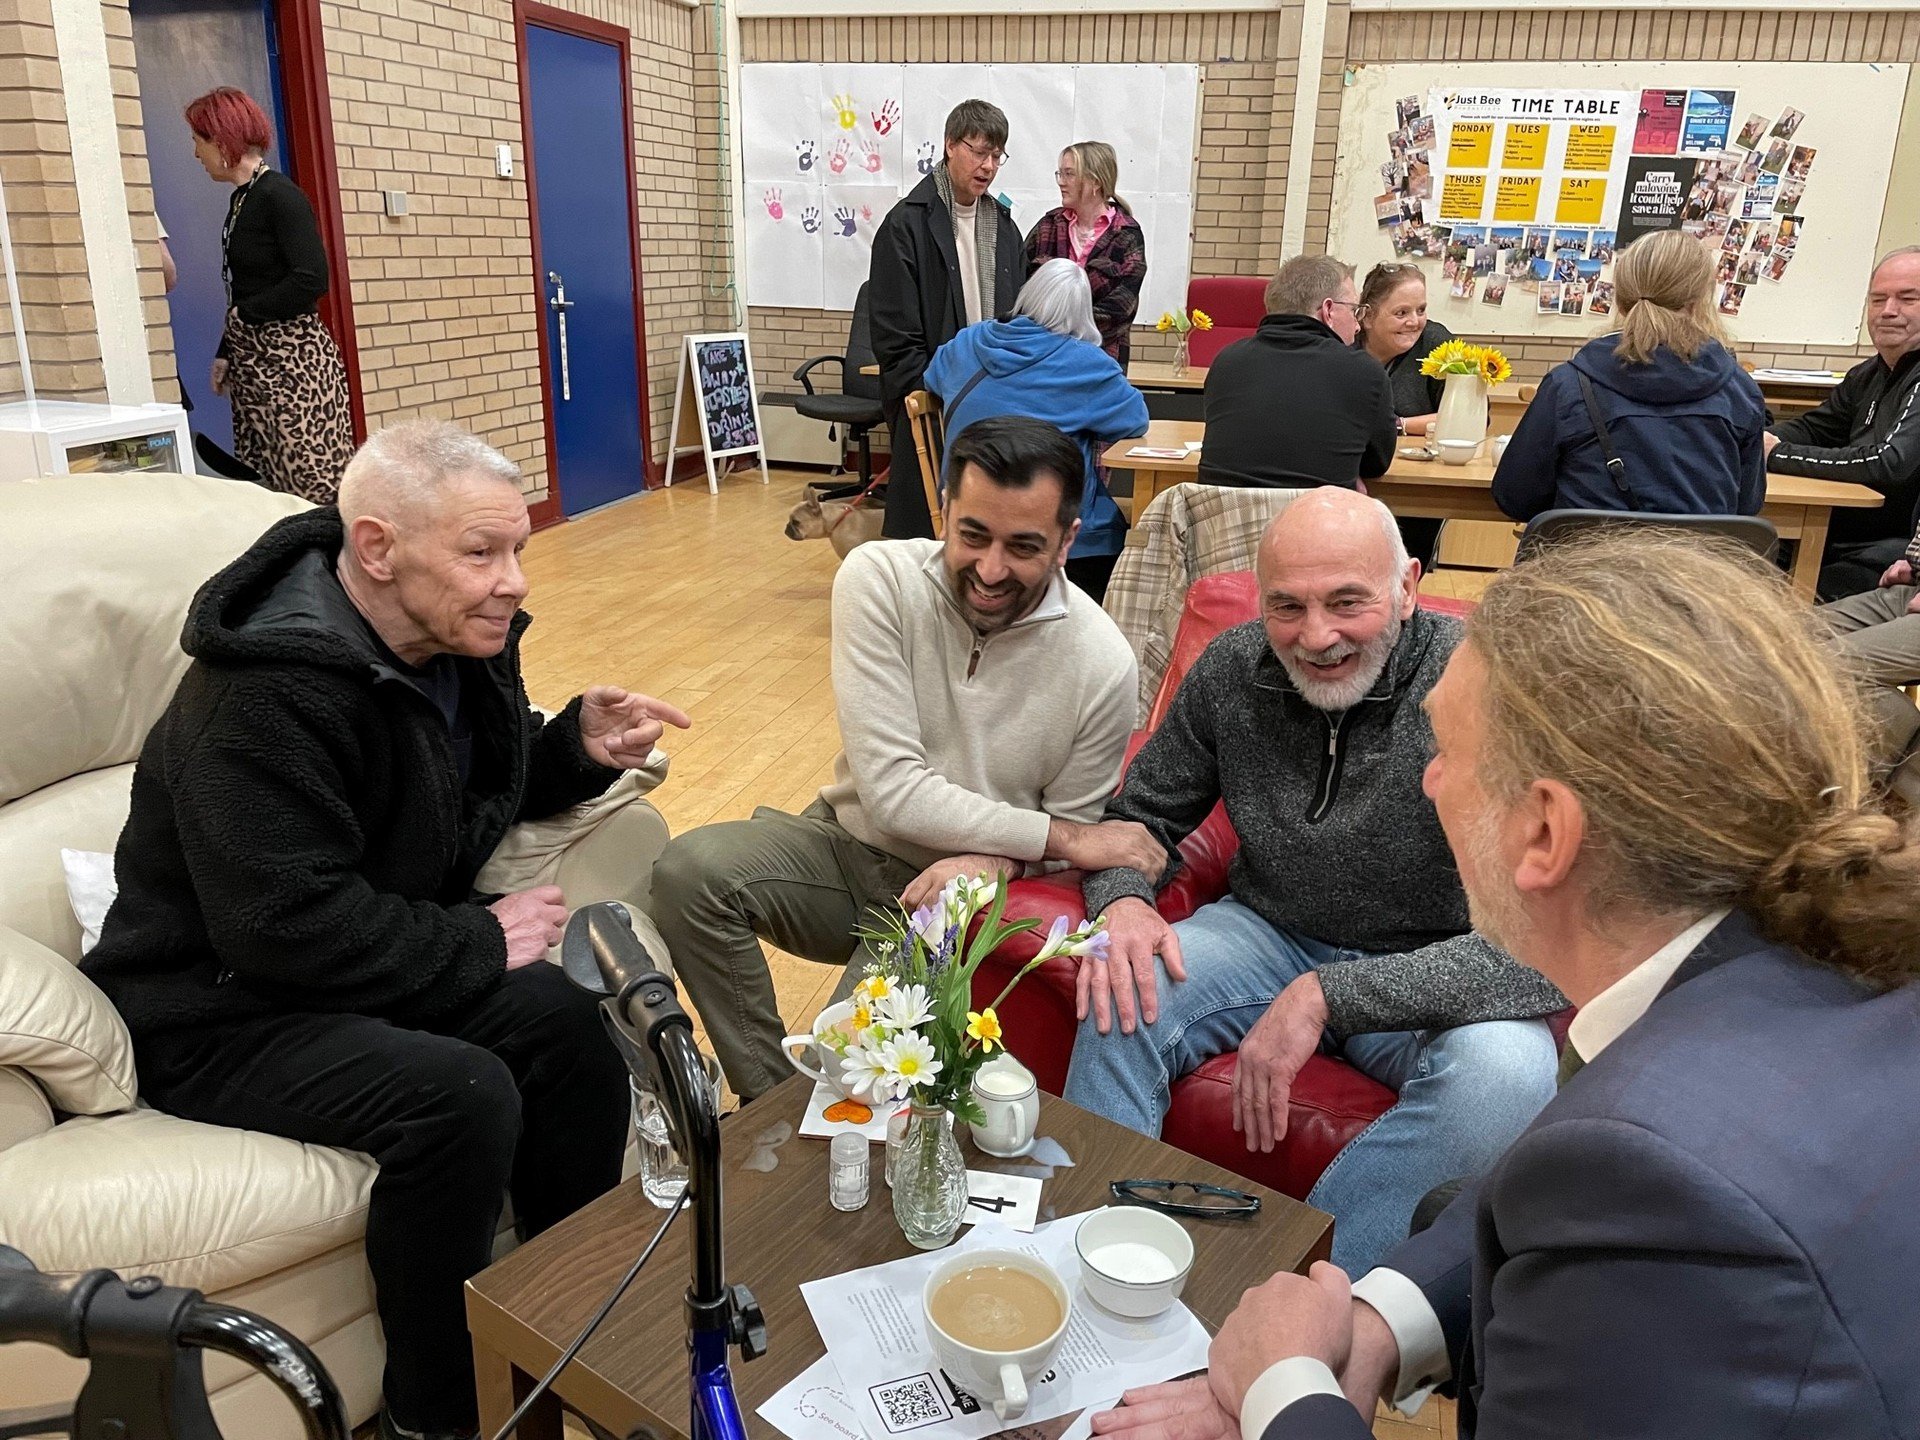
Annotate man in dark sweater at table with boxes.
[1062,488,1564,1276]
[1197,256,1399,491]
[1766,246,1920,599]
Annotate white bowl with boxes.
[1433,438,1481,466]
[1073,1207,1195,1318]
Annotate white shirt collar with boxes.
[1566,908,1731,1063]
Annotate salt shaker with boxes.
[829,1132,869,1211]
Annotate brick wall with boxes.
[0,0,170,405]
[299,0,722,502]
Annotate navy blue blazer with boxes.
[1266,911,1920,1440]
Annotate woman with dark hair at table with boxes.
[187,85,352,503]
[1025,141,1147,366]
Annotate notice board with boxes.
[1329,61,1910,345]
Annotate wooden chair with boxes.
[1517,383,1537,402]
[904,389,946,539]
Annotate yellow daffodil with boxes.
[966,1007,1003,1052]
[852,1002,873,1030]
[860,974,891,1001]
[1190,309,1213,331]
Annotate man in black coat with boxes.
[1198,255,1397,491]
[83,419,691,1440]
[868,98,1025,538]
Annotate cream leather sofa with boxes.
[0,473,670,1436]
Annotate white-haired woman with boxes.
[924,258,1148,600]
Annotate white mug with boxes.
[922,1249,1071,1421]
[781,999,859,1098]
[969,1056,1039,1158]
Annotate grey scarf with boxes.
[932,164,997,323]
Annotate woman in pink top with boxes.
[1024,141,1148,366]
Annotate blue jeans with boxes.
[1063,895,1556,1274]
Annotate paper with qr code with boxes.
[797,1213,1209,1439]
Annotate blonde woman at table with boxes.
[1492,231,1765,522]
[1024,141,1148,366]
[1353,262,1452,439]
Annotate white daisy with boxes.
[877,982,933,1031]
[880,1031,944,1096]
[838,1038,893,1100]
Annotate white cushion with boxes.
[0,1105,376,1292]
[0,764,135,962]
[0,472,309,808]
[0,925,136,1114]
[60,848,116,955]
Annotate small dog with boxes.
[785,482,885,560]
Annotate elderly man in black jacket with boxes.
[868,98,1024,539]
[1062,488,1562,1277]
[1767,246,1920,599]
[83,419,690,1440]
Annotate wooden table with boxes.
[1127,360,1208,392]
[1101,421,1881,598]
[467,1076,1333,1440]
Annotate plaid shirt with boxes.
[1025,207,1149,366]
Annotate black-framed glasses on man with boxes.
[1326,299,1365,315]
[956,139,1008,166]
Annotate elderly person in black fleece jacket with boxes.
[83,419,690,1440]
[1063,488,1563,1275]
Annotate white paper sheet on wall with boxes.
[740,63,827,191]
[821,184,883,310]
[1133,195,1193,324]
[744,183,826,309]
[742,63,1201,325]
[988,63,1079,200]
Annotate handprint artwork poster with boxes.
[745,178,827,309]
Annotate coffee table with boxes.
[467,1076,1333,1439]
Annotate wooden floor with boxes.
[519,466,1460,1440]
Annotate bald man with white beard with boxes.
[84,419,689,1440]
[1060,488,1565,1276]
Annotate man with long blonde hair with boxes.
[1093,530,1920,1440]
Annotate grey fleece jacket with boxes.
[1082,611,1565,1039]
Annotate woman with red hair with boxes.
[186,85,351,502]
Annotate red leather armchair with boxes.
[971,573,1477,1201]
[1184,276,1267,368]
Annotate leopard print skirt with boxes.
[223,311,354,504]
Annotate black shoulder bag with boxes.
[1575,370,1640,510]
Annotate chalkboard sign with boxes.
[664,331,770,493]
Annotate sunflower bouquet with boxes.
[838,873,1107,1124]
[1418,338,1512,386]
[1155,307,1214,335]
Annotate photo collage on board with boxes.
[1376,88,1814,322]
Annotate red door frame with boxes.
[273,0,368,443]
[512,0,656,530]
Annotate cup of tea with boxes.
[781,1000,861,1097]
[922,1249,1071,1421]
[969,1055,1039,1158]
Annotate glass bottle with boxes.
[891,1102,968,1249]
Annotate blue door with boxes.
[130,0,291,460]
[525,24,647,515]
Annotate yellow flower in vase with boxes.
[1190,309,1214,331]
[966,1007,1003,1053]
[1156,312,1176,333]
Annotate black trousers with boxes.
[137,964,629,1432]
[1818,536,1908,602]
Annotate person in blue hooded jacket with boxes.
[1492,230,1766,522]
[926,257,1148,601]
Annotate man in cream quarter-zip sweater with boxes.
[650,416,1155,1099]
